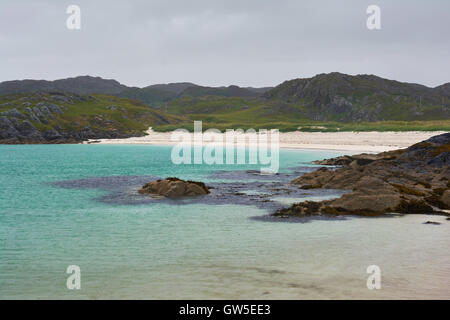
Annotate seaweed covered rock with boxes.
[139,177,210,198]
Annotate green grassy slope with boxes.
[151,95,450,132]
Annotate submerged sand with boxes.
[86,128,448,153]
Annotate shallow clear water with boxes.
[0,145,449,299]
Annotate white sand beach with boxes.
[86,128,448,153]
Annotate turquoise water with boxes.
[0,145,449,299]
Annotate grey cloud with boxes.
[0,0,449,87]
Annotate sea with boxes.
[0,144,449,299]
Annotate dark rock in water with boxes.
[273,201,322,217]
[208,169,287,182]
[139,177,210,198]
[423,221,441,225]
[274,133,450,218]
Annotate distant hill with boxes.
[117,87,179,107]
[0,76,126,95]
[263,72,450,121]
[118,83,270,107]
[179,85,262,98]
[245,87,273,94]
[0,77,272,108]
[434,82,450,98]
[146,82,198,94]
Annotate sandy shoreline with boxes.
[86,128,448,153]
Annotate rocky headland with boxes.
[273,132,450,218]
[1,93,100,143]
[0,91,176,144]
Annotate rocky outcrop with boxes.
[0,92,155,144]
[311,151,399,166]
[0,109,66,143]
[273,133,450,218]
[0,116,20,140]
[139,177,210,198]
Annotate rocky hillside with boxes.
[274,132,450,218]
[264,72,450,122]
[0,76,272,108]
[1,73,450,135]
[0,92,181,143]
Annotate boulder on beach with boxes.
[139,177,210,198]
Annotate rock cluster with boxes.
[139,177,210,198]
[274,133,450,218]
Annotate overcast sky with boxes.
[0,0,449,88]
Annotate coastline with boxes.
[85,128,448,153]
